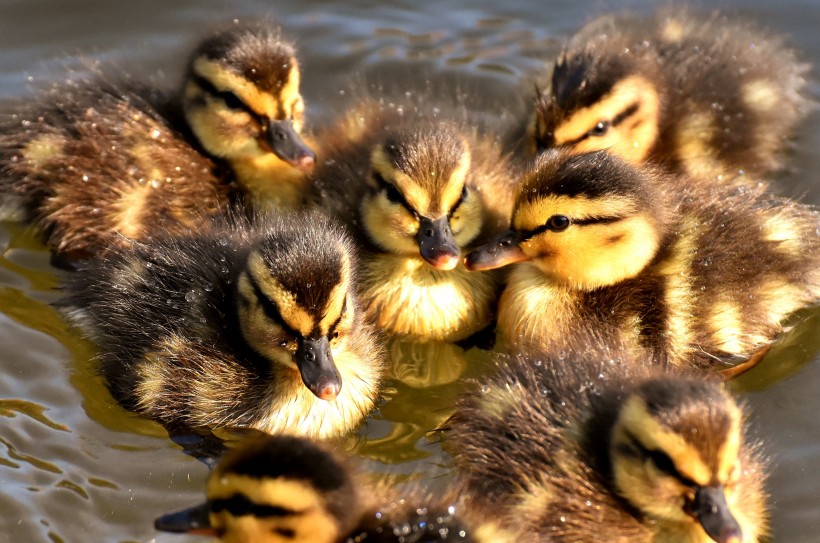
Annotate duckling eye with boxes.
[648,450,678,478]
[220,91,246,111]
[546,215,571,232]
[384,183,404,205]
[589,121,610,137]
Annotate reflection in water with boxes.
[389,337,469,388]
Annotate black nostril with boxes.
[425,228,434,237]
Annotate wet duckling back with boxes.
[0,24,314,258]
[448,334,768,542]
[311,102,515,341]
[531,8,810,181]
[156,433,512,543]
[61,211,382,438]
[467,150,820,371]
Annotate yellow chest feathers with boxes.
[260,346,381,438]
[358,254,500,341]
[496,263,582,349]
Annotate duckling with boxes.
[60,211,382,438]
[447,332,768,543]
[531,8,810,181]
[465,149,820,371]
[155,433,513,543]
[0,23,315,259]
[310,102,515,341]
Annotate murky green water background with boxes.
[0,1,818,541]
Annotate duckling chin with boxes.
[310,100,515,341]
[531,8,810,182]
[0,23,314,259]
[60,211,383,438]
[466,149,820,371]
[155,433,515,543]
[447,331,768,543]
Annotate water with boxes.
[1,1,818,541]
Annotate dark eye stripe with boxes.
[562,101,641,146]
[373,171,416,216]
[519,215,623,240]
[210,494,302,519]
[246,271,301,339]
[192,75,268,127]
[625,431,699,488]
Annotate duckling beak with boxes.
[155,502,216,535]
[263,120,316,172]
[295,336,342,401]
[691,486,743,543]
[464,230,528,271]
[416,216,461,270]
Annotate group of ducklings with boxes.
[1,7,818,543]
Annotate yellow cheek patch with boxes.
[247,253,314,336]
[449,192,483,247]
[617,396,712,486]
[552,75,660,164]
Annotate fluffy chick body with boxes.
[532,8,810,181]
[61,212,382,438]
[0,24,314,259]
[311,99,515,341]
[155,433,514,543]
[448,333,768,543]
[467,150,820,371]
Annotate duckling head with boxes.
[236,216,356,400]
[155,434,360,543]
[465,150,668,290]
[360,125,483,270]
[532,39,662,165]
[610,378,755,543]
[182,25,315,174]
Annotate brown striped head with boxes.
[532,39,662,165]
[610,378,762,543]
[155,435,361,543]
[236,213,357,401]
[359,125,483,270]
[465,150,667,290]
[183,25,315,173]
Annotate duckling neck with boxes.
[496,263,581,349]
[230,154,310,210]
[359,253,500,341]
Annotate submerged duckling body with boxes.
[61,212,382,438]
[311,102,515,341]
[532,8,810,181]
[0,24,314,258]
[467,150,820,371]
[448,334,768,542]
[156,433,513,543]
